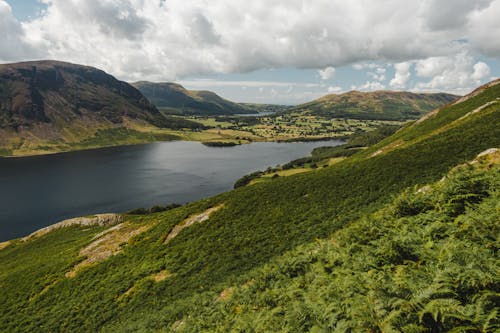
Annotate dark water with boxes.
[0,140,343,241]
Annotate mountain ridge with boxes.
[290,89,458,120]
[132,81,253,115]
[0,60,200,156]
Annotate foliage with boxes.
[0,81,498,332]
[202,141,240,147]
[179,158,500,332]
[292,91,457,121]
[127,203,182,215]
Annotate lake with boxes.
[0,140,343,241]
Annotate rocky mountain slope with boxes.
[290,90,458,120]
[0,61,198,156]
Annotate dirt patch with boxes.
[66,222,150,278]
[171,320,185,332]
[164,204,224,244]
[457,101,498,121]
[117,269,174,303]
[149,269,173,282]
[0,241,11,251]
[218,287,235,301]
[370,140,404,158]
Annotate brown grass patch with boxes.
[164,204,224,244]
[66,222,151,278]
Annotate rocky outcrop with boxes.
[25,214,123,241]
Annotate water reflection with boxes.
[0,140,343,241]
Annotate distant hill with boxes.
[290,90,458,120]
[133,81,254,115]
[0,61,201,156]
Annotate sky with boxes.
[1,0,500,104]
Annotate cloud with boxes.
[0,0,497,82]
[420,0,493,31]
[327,86,342,93]
[390,62,412,89]
[472,62,491,81]
[179,79,320,88]
[368,67,386,82]
[0,1,42,61]
[467,0,500,57]
[414,52,491,92]
[318,66,336,80]
[352,81,386,91]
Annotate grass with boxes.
[0,81,498,332]
[1,113,404,157]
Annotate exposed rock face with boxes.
[25,214,123,241]
[0,60,167,130]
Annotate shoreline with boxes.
[0,136,345,159]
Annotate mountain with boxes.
[0,79,499,332]
[290,90,458,120]
[0,61,201,156]
[133,81,253,115]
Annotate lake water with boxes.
[0,140,343,241]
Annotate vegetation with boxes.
[0,80,498,332]
[127,203,182,215]
[234,124,401,186]
[133,81,253,115]
[291,91,457,120]
[181,149,500,332]
[202,141,240,147]
[0,61,201,157]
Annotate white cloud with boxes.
[318,66,336,80]
[414,52,491,92]
[390,62,412,89]
[472,62,491,81]
[179,79,320,89]
[467,0,500,57]
[0,1,41,61]
[420,0,493,31]
[0,0,497,83]
[352,63,379,70]
[327,86,342,93]
[352,81,386,91]
[368,67,386,81]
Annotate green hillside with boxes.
[290,90,458,121]
[133,81,254,115]
[0,80,499,332]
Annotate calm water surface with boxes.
[0,140,342,241]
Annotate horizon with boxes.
[1,0,499,103]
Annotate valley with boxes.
[1,2,499,332]
[1,78,498,332]
[0,61,456,157]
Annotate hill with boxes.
[290,90,458,120]
[0,79,498,332]
[0,61,201,156]
[133,81,254,115]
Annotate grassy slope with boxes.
[181,149,500,332]
[291,91,458,121]
[133,81,252,115]
[0,82,499,332]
